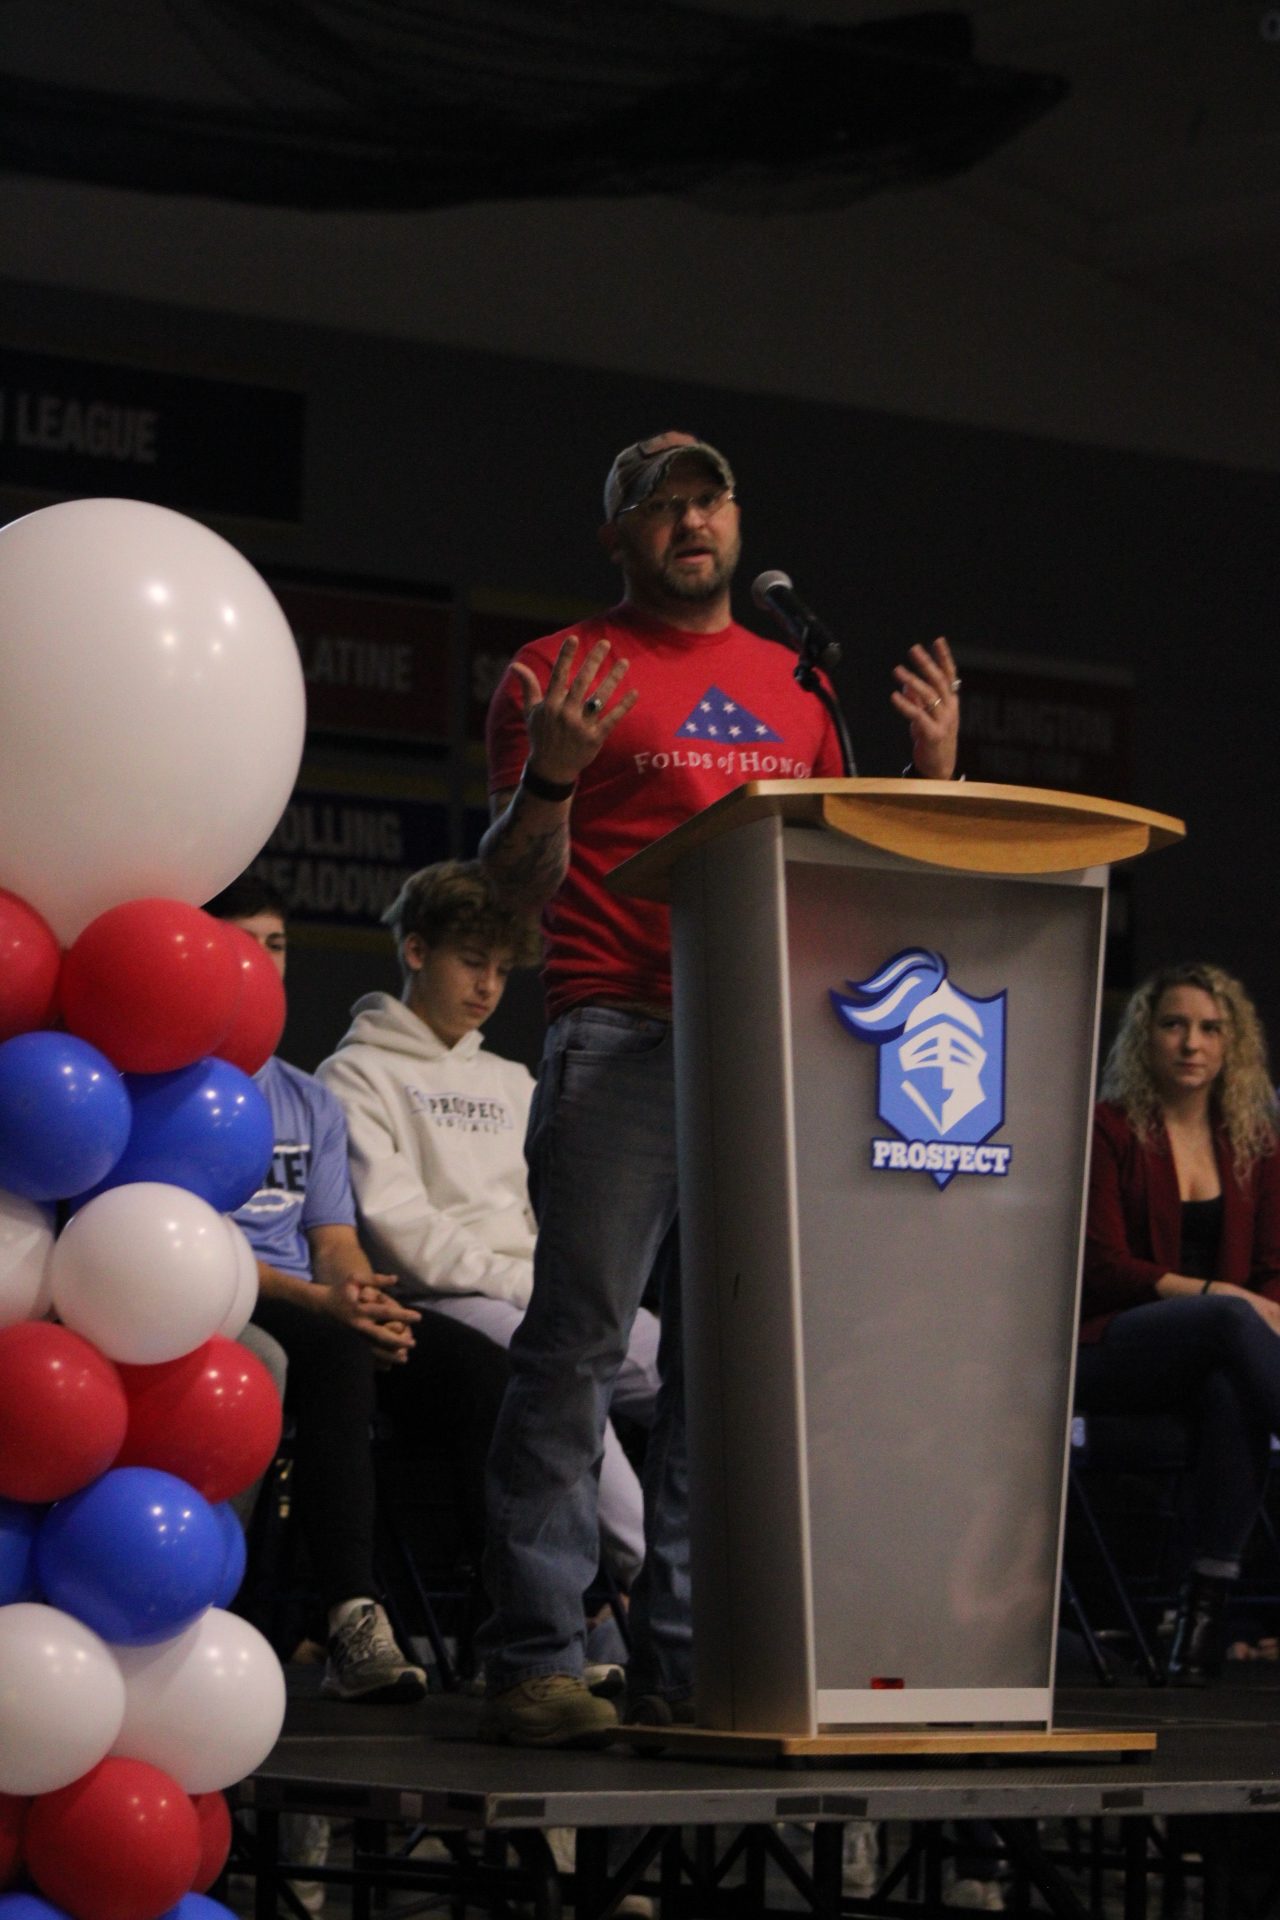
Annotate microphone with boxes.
[751,570,841,668]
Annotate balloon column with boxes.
[0,499,305,1920]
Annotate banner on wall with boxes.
[465,595,602,744]
[250,780,452,930]
[271,573,455,743]
[0,345,305,521]
[955,650,1134,799]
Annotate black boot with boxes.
[1166,1574,1231,1685]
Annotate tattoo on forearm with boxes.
[498,823,569,899]
[480,789,570,907]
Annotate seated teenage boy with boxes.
[208,874,509,1699]
[316,860,659,1592]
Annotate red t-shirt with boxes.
[486,602,844,1018]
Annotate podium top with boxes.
[608,778,1185,900]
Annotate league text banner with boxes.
[0,346,304,521]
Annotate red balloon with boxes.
[26,1757,200,1920]
[0,1320,127,1502]
[59,899,242,1074]
[117,1335,283,1504]
[211,923,285,1075]
[191,1790,232,1892]
[0,1792,27,1889]
[0,891,61,1043]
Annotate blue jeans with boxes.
[1075,1292,1280,1575]
[478,1006,692,1700]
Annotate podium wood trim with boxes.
[609,779,1184,899]
[618,1725,1158,1764]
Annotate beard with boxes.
[626,527,742,609]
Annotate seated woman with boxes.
[1080,961,1280,1682]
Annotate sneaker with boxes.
[944,1877,1006,1911]
[542,1829,652,1917]
[842,1819,880,1893]
[546,1827,576,1872]
[282,1811,330,1916]
[321,1602,428,1703]
[479,1674,620,1747]
[624,1691,696,1728]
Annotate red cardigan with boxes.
[1081,1100,1280,1342]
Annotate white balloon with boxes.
[0,1187,55,1327]
[51,1181,239,1363]
[111,1606,285,1792]
[0,1601,125,1794]
[0,498,305,941]
[218,1216,260,1338]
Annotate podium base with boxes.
[618,1725,1157,1765]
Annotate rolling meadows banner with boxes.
[250,782,451,930]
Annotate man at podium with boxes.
[476,429,960,1746]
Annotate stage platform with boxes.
[242,1673,1280,1828]
[229,1671,1280,1918]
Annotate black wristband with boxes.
[1201,1278,1213,1295]
[520,761,577,804]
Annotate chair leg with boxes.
[1062,1568,1116,1686]
[596,1559,633,1652]
[238,1445,308,1659]
[375,1519,458,1691]
[1068,1468,1166,1685]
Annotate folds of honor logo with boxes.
[831,949,1011,1190]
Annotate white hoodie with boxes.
[316,992,536,1309]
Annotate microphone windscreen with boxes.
[751,569,792,609]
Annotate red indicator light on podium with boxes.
[869,1677,905,1689]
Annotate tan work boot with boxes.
[479,1673,620,1747]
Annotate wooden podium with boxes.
[612,779,1183,1738]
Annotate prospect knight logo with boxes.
[830,948,1011,1189]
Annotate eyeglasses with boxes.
[619,486,735,526]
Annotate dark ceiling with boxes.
[0,3,1064,211]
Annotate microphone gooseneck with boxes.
[750,569,855,775]
[751,570,841,670]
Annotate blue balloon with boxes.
[157,1897,237,1919]
[34,1465,223,1646]
[0,1898,75,1919]
[211,1500,247,1608]
[0,1494,43,1603]
[0,1031,131,1202]
[74,1056,273,1214]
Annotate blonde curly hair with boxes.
[1101,963,1278,1179]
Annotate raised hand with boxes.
[891,635,960,781]
[516,634,637,787]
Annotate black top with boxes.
[1179,1195,1224,1281]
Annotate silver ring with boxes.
[926,696,942,713]
[950,677,962,693]
[583,696,603,717]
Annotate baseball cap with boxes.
[603,431,735,521]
